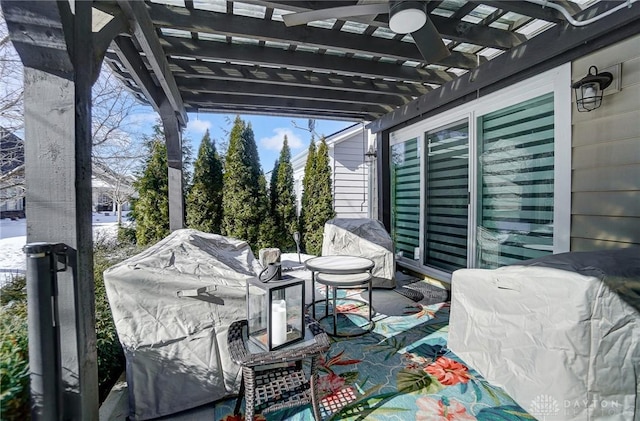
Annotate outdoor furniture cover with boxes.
[104,229,263,420]
[448,248,640,421]
[322,218,396,289]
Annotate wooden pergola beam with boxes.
[159,100,184,231]
[160,36,458,83]
[429,15,526,49]
[186,105,373,121]
[116,1,187,230]
[177,77,411,107]
[475,1,570,23]
[103,54,152,103]
[148,3,507,63]
[111,36,164,109]
[369,0,640,133]
[243,0,524,48]
[92,8,128,67]
[182,93,391,117]
[116,0,187,126]
[169,58,431,97]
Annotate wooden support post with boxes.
[24,21,98,421]
[0,0,122,418]
[23,66,98,419]
[160,100,184,230]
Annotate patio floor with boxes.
[101,273,533,421]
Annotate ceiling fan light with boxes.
[389,1,427,34]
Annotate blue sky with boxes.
[183,113,356,173]
[0,18,355,175]
[128,109,357,173]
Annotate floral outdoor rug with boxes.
[217,280,534,421]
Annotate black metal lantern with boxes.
[571,66,613,112]
[246,276,305,351]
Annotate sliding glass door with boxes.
[390,138,420,260]
[388,66,570,276]
[476,93,555,268]
[423,122,469,272]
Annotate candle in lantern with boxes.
[271,299,287,347]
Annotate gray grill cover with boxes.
[322,218,396,289]
[104,229,263,420]
[449,248,640,421]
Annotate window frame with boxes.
[388,63,572,280]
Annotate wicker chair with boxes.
[228,316,331,421]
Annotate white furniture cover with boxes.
[104,229,263,420]
[449,248,640,421]
[322,218,396,289]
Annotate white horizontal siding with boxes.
[291,125,372,219]
[570,34,640,249]
[333,130,368,219]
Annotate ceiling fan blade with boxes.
[282,3,389,27]
[411,18,451,63]
[356,0,387,24]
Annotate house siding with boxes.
[292,125,371,219]
[0,129,25,215]
[330,130,368,219]
[570,34,640,250]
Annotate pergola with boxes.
[1,0,639,419]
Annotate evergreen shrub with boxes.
[0,297,29,421]
[186,129,224,233]
[300,138,335,255]
[117,226,137,245]
[0,240,137,419]
[222,117,271,251]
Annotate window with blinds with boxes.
[424,122,469,272]
[390,138,420,260]
[477,92,555,268]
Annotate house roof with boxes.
[0,127,24,174]
[95,0,634,128]
[290,122,366,168]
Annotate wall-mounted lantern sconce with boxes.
[364,145,377,164]
[571,66,613,112]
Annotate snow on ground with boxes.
[0,212,128,286]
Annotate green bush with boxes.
[0,276,26,307]
[0,239,138,419]
[117,226,137,245]
[93,247,127,399]
[0,301,29,421]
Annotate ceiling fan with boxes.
[282,1,450,63]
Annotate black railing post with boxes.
[25,243,67,421]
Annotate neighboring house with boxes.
[292,123,376,219]
[378,34,640,281]
[0,127,25,217]
[0,129,134,218]
[92,161,134,213]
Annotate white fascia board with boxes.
[324,123,366,147]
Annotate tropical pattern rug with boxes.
[215,280,534,421]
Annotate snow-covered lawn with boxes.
[0,212,128,286]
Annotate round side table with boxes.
[305,255,375,337]
[315,271,374,337]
